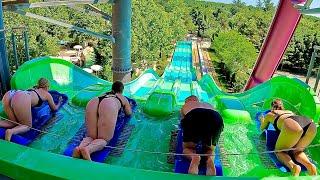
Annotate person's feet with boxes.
[188,162,199,175]
[80,147,92,161]
[72,147,81,158]
[206,158,216,176]
[292,164,301,176]
[5,129,13,142]
[306,163,317,176]
[188,156,200,175]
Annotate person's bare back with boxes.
[181,100,213,118]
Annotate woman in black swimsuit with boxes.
[0,78,62,141]
[260,99,317,176]
[73,81,132,161]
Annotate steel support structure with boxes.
[0,0,10,93]
[112,0,132,82]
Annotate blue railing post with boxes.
[112,0,132,82]
[0,1,11,93]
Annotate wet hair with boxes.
[36,78,49,89]
[185,95,199,103]
[111,81,124,94]
[271,99,284,110]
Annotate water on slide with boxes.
[1,41,320,178]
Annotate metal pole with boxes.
[313,46,320,91]
[112,0,132,82]
[314,66,320,92]
[13,10,114,42]
[306,47,317,84]
[0,0,11,92]
[23,29,30,61]
[11,32,19,69]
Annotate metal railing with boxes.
[305,46,320,92]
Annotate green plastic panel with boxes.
[143,91,176,117]
[1,42,320,179]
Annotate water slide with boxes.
[245,0,304,90]
[1,41,320,179]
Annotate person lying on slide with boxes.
[73,81,132,161]
[0,78,63,141]
[260,99,317,176]
[181,95,224,176]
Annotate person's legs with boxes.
[80,139,107,161]
[0,91,17,128]
[0,119,16,128]
[293,123,317,175]
[85,99,99,139]
[80,99,118,160]
[294,151,317,175]
[183,142,200,175]
[275,121,303,176]
[5,93,32,141]
[203,109,223,176]
[73,137,93,158]
[97,100,118,141]
[205,145,216,176]
[73,99,99,158]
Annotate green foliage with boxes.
[282,17,320,73]
[212,30,257,91]
[262,0,275,11]
[233,0,246,6]
[3,0,320,84]
[132,0,188,70]
[188,1,320,86]
[155,57,168,76]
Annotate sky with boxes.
[206,0,319,8]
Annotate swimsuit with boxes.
[181,108,224,146]
[27,89,44,107]
[8,89,43,108]
[273,112,312,137]
[96,92,124,143]
[97,92,124,115]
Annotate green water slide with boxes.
[1,41,320,179]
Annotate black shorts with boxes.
[181,108,224,146]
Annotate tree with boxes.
[212,30,257,91]
[190,8,207,37]
[263,0,274,11]
[257,0,263,8]
[233,0,246,6]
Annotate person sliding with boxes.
[260,99,317,176]
[180,95,224,176]
[0,78,63,141]
[73,81,132,161]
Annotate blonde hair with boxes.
[36,78,49,89]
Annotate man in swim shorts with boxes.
[180,95,224,176]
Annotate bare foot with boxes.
[206,159,216,176]
[5,129,13,142]
[72,147,81,158]
[80,147,92,161]
[292,164,301,176]
[306,163,317,176]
